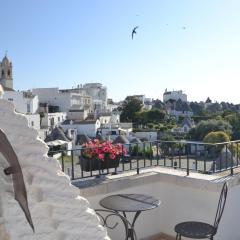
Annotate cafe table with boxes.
[99,193,161,239]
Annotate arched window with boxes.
[1,70,4,76]
[8,70,11,76]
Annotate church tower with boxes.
[0,55,13,89]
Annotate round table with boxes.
[99,194,161,239]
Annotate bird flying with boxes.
[131,26,139,39]
[0,129,34,232]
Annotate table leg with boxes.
[123,211,141,240]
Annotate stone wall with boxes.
[0,99,109,240]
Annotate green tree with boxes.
[188,119,232,141]
[203,131,230,154]
[120,96,142,122]
[146,109,166,123]
[224,113,240,140]
[189,102,204,115]
[203,131,230,143]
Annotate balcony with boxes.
[50,140,240,240]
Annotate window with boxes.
[8,98,13,101]
[58,117,60,121]
[50,118,54,126]
[31,121,34,127]
[27,104,30,113]
[7,70,11,76]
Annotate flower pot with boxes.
[79,156,120,172]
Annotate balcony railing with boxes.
[48,140,240,180]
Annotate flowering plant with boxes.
[81,139,127,161]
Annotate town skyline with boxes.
[1,1,240,103]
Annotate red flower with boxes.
[82,139,127,162]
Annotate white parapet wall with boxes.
[0,99,109,240]
[80,168,240,240]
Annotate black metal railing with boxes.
[48,140,240,180]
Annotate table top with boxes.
[99,193,161,212]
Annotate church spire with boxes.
[0,53,13,89]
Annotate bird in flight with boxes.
[131,26,139,39]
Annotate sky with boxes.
[1,0,240,103]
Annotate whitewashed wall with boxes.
[41,112,67,129]
[25,114,41,131]
[3,91,39,114]
[0,99,109,240]
[83,171,240,240]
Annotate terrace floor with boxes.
[143,233,175,240]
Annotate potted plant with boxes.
[80,139,126,171]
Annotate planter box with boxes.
[79,156,120,172]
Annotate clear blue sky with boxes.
[1,0,240,103]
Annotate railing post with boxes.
[137,143,139,174]
[231,142,233,175]
[237,142,239,166]
[71,150,75,180]
[225,144,228,169]
[61,151,64,172]
[186,144,189,175]
[122,144,125,171]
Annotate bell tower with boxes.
[0,54,13,89]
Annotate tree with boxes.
[120,96,142,122]
[152,99,165,110]
[224,113,240,140]
[189,102,204,115]
[203,131,230,154]
[206,102,222,113]
[146,109,166,123]
[188,119,232,141]
[203,131,230,143]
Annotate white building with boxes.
[3,90,39,114]
[32,87,91,112]
[0,55,40,131]
[163,89,187,103]
[67,109,87,121]
[83,83,107,113]
[61,119,101,138]
[41,112,67,130]
[2,90,41,132]
[25,114,41,131]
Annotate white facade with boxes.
[98,112,120,126]
[61,119,101,138]
[41,112,67,129]
[32,87,87,112]
[25,113,41,131]
[3,91,39,114]
[163,90,187,102]
[83,83,107,113]
[67,109,87,121]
